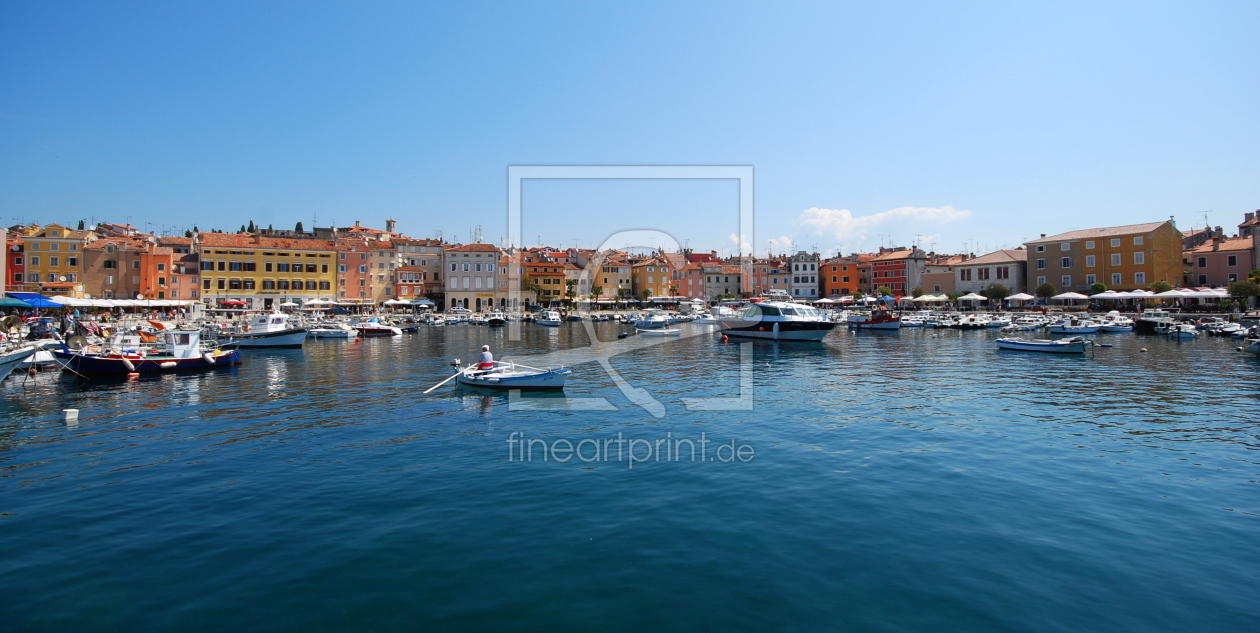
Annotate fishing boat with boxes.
[631,309,670,329]
[719,301,837,341]
[1135,308,1177,334]
[846,310,902,330]
[996,337,1092,354]
[53,329,240,375]
[636,328,681,336]
[948,314,991,329]
[536,310,563,327]
[1158,323,1198,340]
[487,312,508,326]
[225,312,308,348]
[354,318,403,337]
[0,343,45,378]
[1097,311,1134,333]
[456,361,571,389]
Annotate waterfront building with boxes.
[761,258,791,296]
[197,233,338,309]
[3,229,19,291]
[23,224,94,297]
[631,256,675,300]
[703,264,742,300]
[396,238,445,303]
[523,254,566,307]
[1237,211,1260,273]
[1183,233,1254,287]
[677,262,706,300]
[159,236,201,301]
[788,251,820,299]
[83,237,147,300]
[819,256,861,297]
[443,243,503,311]
[919,254,969,295]
[335,239,374,304]
[869,247,927,297]
[1024,220,1182,293]
[954,249,1027,295]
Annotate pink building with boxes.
[1184,235,1253,287]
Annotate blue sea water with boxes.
[1,323,1258,632]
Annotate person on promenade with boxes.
[477,345,495,370]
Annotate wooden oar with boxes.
[423,365,469,394]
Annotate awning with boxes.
[0,296,31,308]
[6,292,63,308]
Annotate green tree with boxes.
[564,279,578,305]
[184,229,193,238]
[983,283,1010,303]
[295,221,304,233]
[1149,280,1174,294]
[875,285,892,297]
[1089,282,1107,295]
[945,291,963,301]
[77,219,85,230]
[590,285,603,301]
[1228,280,1260,307]
[192,225,199,233]
[911,287,924,298]
[641,288,653,301]
[1035,283,1057,300]
[852,290,865,300]
[1248,270,1260,284]
[239,225,247,233]
[247,220,255,233]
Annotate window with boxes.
[156,263,166,272]
[265,262,273,272]
[263,279,275,290]
[1228,255,1238,267]
[1085,255,1095,267]
[1133,252,1144,265]
[1036,259,1045,270]
[1110,238,1121,247]
[242,279,254,290]
[49,243,58,251]
[1198,274,1208,285]
[203,278,211,290]
[1135,272,1146,284]
[319,281,330,290]
[1111,254,1122,266]
[1086,274,1096,285]
[1133,236,1143,245]
[1060,243,1071,251]
[202,260,213,271]
[1060,257,1071,268]
[228,279,242,290]
[278,280,289,290]
[29,255,39,266]
[67,257,77,267]
[1085,241,1095,249]
[1227,273,1238,282]
[105,275,114,285]
[321,264,328,273]
[278,262,290,273]
[104,260,117,269]
[306,263,317,273]
[49,256,59,267]
[12,273,21,283]
[1036,276,1046,285]
[1061,275,1071,287]
[359,265,368,273]
[11,256,20,266]
[229,261,241,271]
[1035,245,1045,252]
[1112,273,1122,285]
[217,278,226,290]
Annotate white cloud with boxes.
[727,232,753,254]
[766,235,793,253]
[796,206,972,245]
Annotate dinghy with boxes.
[456,361,571,390]
[636,328,681,336]
[996,337,1092,354]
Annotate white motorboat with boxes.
[1098,311,1134,333]
[456,361,571,389]
[1046,318,1101,334]
[632,309,670,329]
[692,313,717,324]
[536,310,563,327]
[720,301,837,341]
[487,313,508,326]
[996,337,1092,354]
[308,322,358,339]
[1241,338,1260,355]
[1159,323,1198,340]
[354,318,403,337]
[469,314,488,325]
[226,312,308,348]
[636,328,681,336]
[985,316,1012,328]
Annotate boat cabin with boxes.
[163,330,204,359]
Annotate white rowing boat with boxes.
[996,337,1092,354]
[456,361,571,389]
[636,328,681,336]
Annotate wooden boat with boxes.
[456,361,570,390]
[224,312,308,348]
[53,330,241,375]
[996,337,1092,354]
[846,310,902,330]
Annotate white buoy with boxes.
[202,352,216,364]
[122,357,136,371]
[63,409,79,422]
[160,361,177,369]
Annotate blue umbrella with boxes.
[878,295,896,302]
[6,292,61,308]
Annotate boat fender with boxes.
[122,357,136,371]
[203,353,216,364]
[1140,348,1148,353]
[242,324,250,332]
[160,361,177,369]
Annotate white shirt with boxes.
[478,350,493,365]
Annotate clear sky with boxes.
[2,1,1257,257]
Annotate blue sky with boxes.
[2,1,1257,256]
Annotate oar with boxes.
[423,366,469,394]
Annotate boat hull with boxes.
[0,345,40,378]
[356,326,402,337]
[53,349,242,375]
[231,328,308,348]
[996,338,1091,353]
[308,328,356,339]
[718,320,836,341]
[457,367,570,389]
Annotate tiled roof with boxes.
[1186,236,1253,254]
[1027,221,1170,244]
[198,233,336,250]
[956,249,1026,266]
[871,249,915,261]
[444,243,501,252]
[158,236,192,246]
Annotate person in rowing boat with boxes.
[477,345,495,371]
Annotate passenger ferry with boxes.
[717,301,836,341]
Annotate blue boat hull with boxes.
[53,349,242,375]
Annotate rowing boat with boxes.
[456,361,571,389]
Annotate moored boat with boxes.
[0,343,45,378]
[720,301,836,341]
[354,318,403,336]
[53,330,240,375]
[996,336,1092,354]
[536,310,562,327]
[225,312,308,348]
[847,310,902,330]
[636,328,681,336]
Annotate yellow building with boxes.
[1025,220,1182,293]
[197,233,338,310]
[23,223,94,296]
[631,256,675,300]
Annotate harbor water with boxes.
[2,323,1258,631]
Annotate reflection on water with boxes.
[1,323,1258,630]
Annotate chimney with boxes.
[355,220,361,227]
[1040,233,1046,239]
[385,219,396,234]
[1246,212,1255,223]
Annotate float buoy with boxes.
[721,334,729,343]
[160,361,177,369]
[122,357,136,372]
[1140,348,1148,353]
[203,353,216,364]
